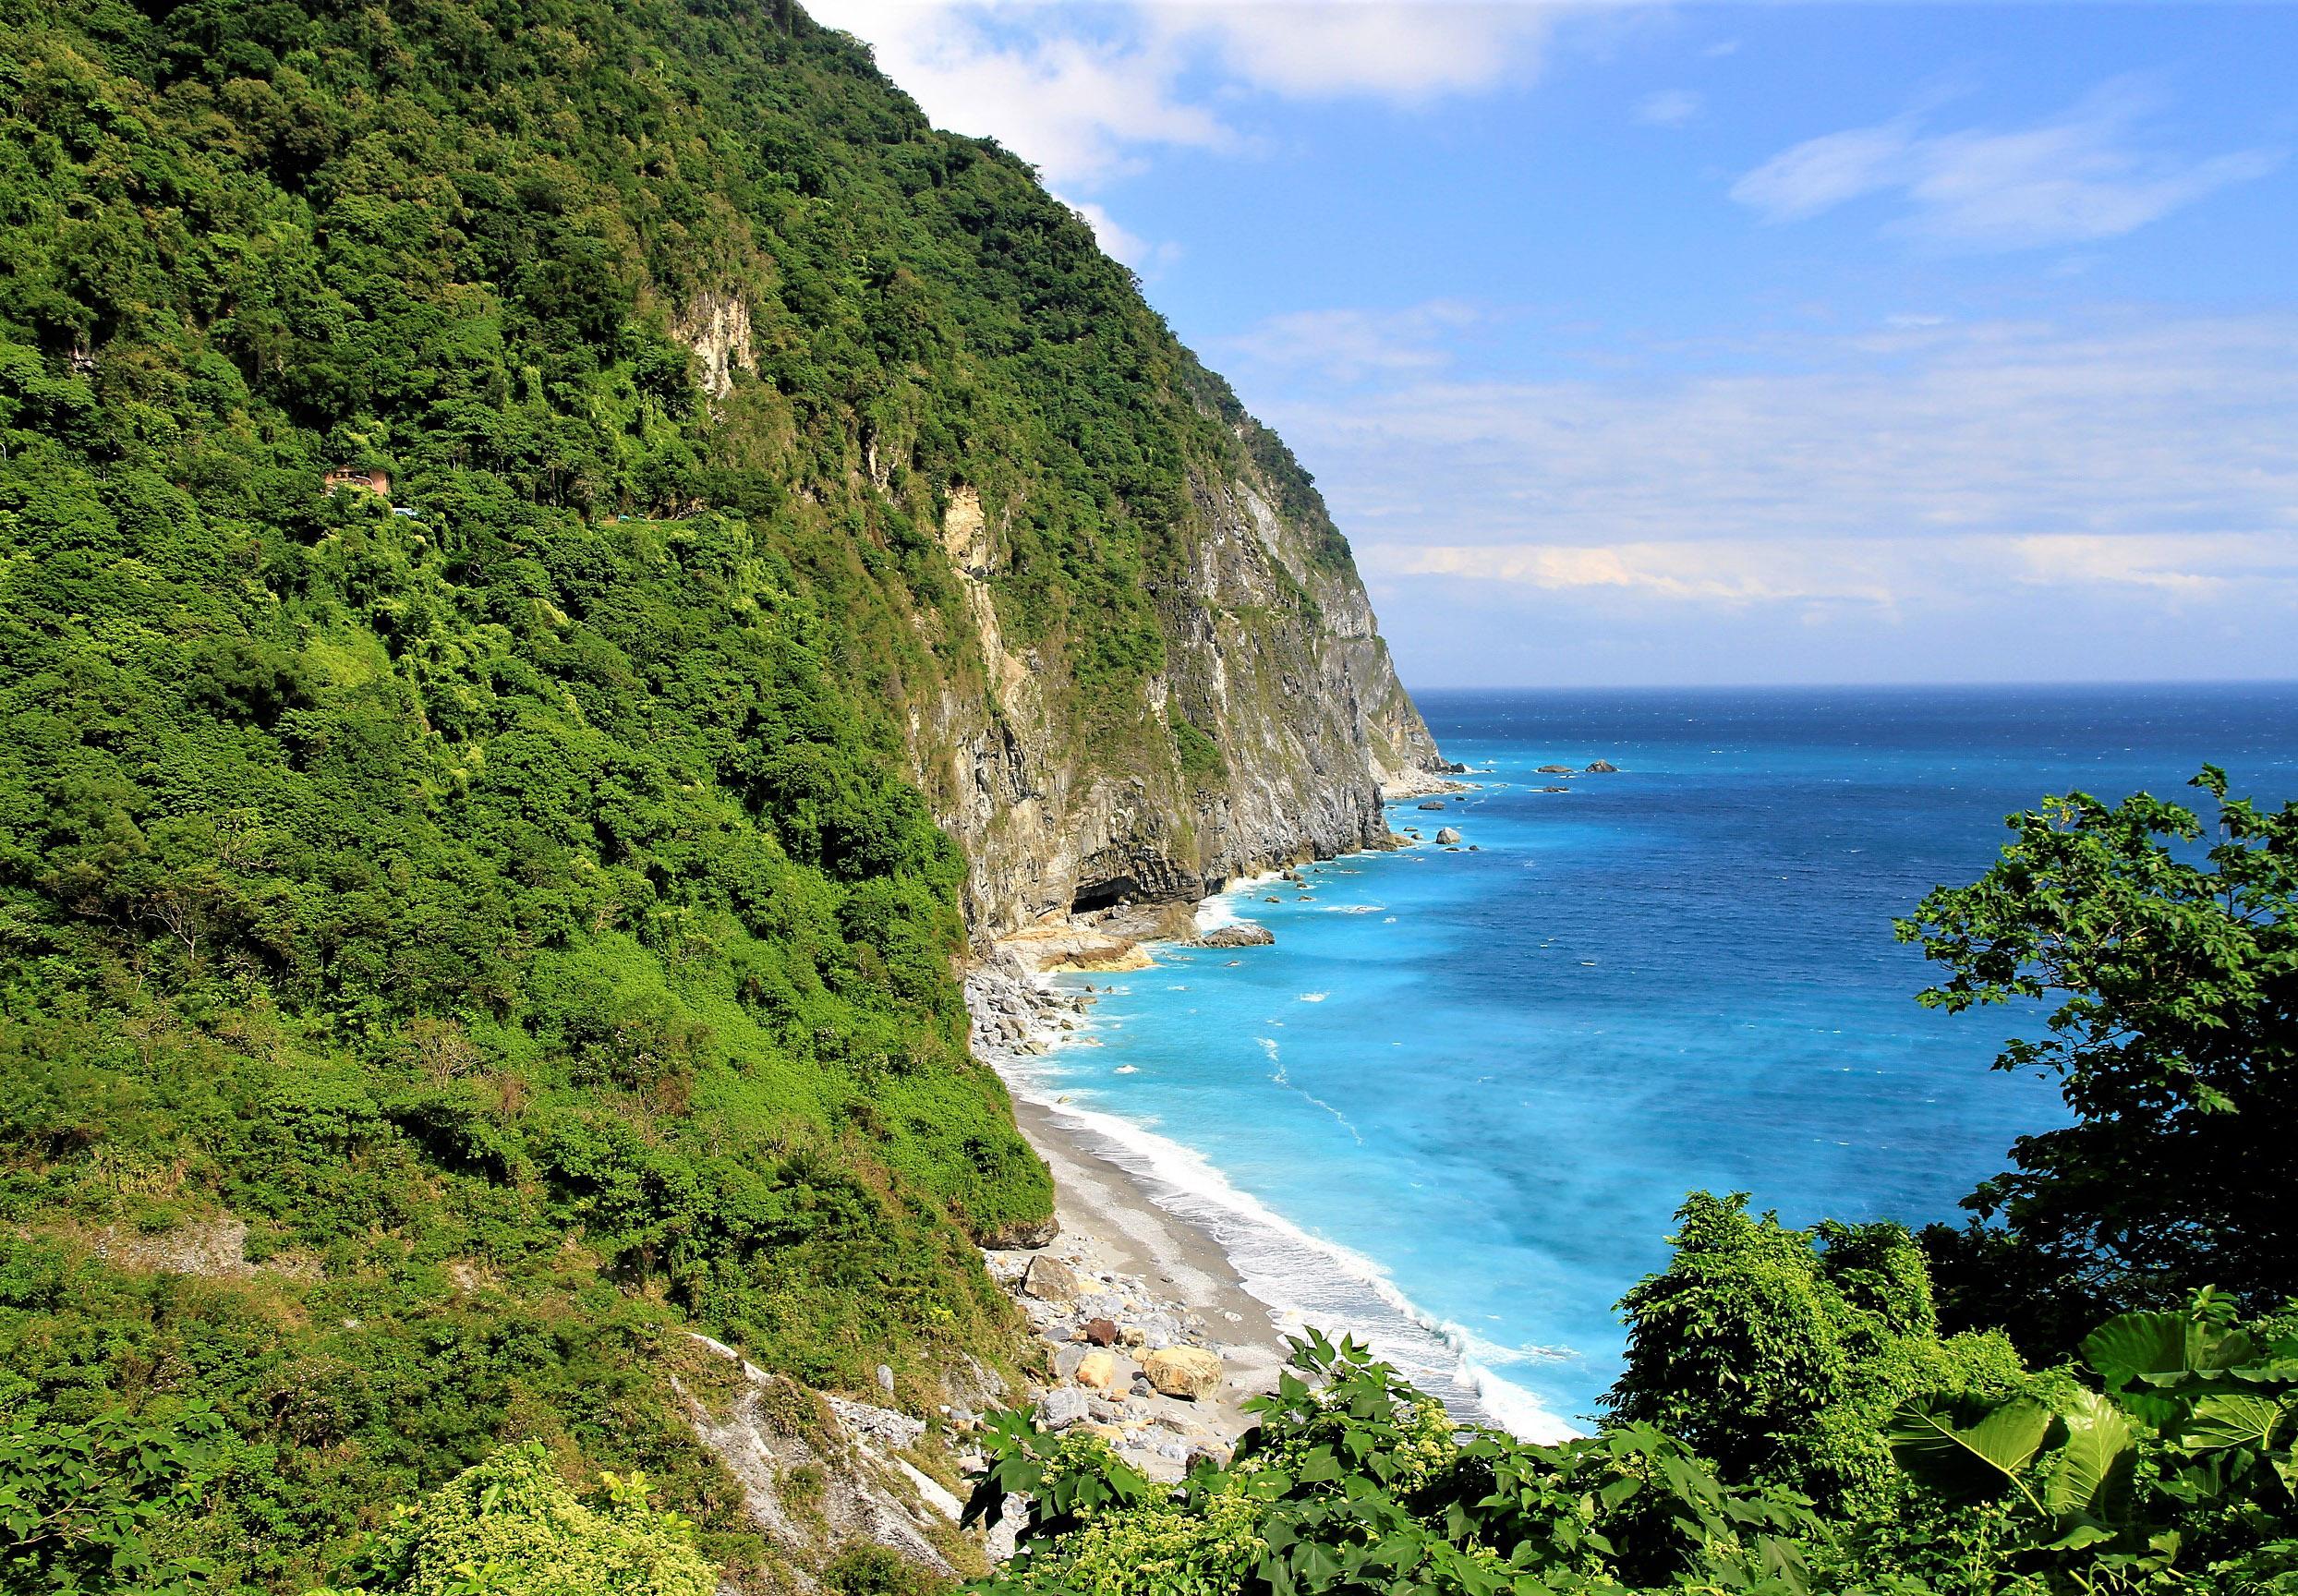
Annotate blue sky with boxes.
[810,1,2298,687]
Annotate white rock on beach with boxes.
[1038,1386,1090,1429]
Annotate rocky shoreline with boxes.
[963,940,1294,1481]
[954,805,1485,1498]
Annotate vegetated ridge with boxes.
[0,0,1440,1588]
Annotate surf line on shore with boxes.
[976,867,1579,1447]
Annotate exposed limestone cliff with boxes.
[907,439,1446,937]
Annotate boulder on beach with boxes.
[1075,1350,1123,1392]
[983,1215,1060,1251]
[1435,827,1462,844]
[1082,1317,1119,1347]
[1585,760,1619,773]
[1038,1386,1090,1429]
[1143,1346,1224,1400]
[1197,924,1275,949]
[1022,1256,1083,1303]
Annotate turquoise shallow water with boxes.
[1008,684,2298,1437]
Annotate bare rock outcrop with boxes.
[907,463,1447,939]
[677,1336,975,1581]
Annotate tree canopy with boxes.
[1899,768,2298,1332]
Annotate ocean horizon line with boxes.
[1408,676,2298,695]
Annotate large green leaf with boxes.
[2044,1389,2135,1517]
[1888,1397,2059,1497]
[2181,1393,2291,1453]
[2082,1312,2260,1388]
[2082,1312,2192,1387]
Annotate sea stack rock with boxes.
[1198,924,1275,948]
[1416,800,1446,810]
[1585,760,1619,773]
[1435,827,1462,844]
[1536,764,1576,775]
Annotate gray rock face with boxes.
[906,468,1447,938]
[678,1337,960,1578]
[1434,827,1462,845]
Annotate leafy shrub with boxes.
[314,1443,716,1596]
[0,1402,231,1596]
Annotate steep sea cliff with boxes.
[913,463,1448,940]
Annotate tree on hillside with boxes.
[1899,767,2297,1336]
[1603,1192,2024,1516]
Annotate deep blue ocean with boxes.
[1008,684,2298,1438]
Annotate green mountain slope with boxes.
[0,0,1438,1587]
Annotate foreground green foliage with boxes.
[0,1402,230,1594]
[966,1330,1827,1596]
[310,1444,715,1596]
[1901,768,2298,1336]
[965,1296,2298,1596]
[1606,1194,2026,1517]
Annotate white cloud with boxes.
[1222,300,1482,383]
[1734,79,2282,249]
[809,1,1232,188]
[1167,3,1567,103]
[1240,310,2298,615]
[1634,89,1701,128]
[1362,532,2296,609]
[809,1,1586,190]
[1060,196,1182,273]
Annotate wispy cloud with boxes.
[811,1,1230,188]
[1241,309,2298,616]
[1222,300,1482,384]
[1362,533,2297,609]
[1166,3,1569,103]
[812,1,1578,189]
[1734,79,2281,249]
[1634,89,1701,128]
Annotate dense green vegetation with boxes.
[967,1291,2297,1595]
[0,0,1353,1585]
[0,0,2288,1581]
[1901,768,2297,1352]
[964,771,2296,1595]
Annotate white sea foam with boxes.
[1298,992,1328,1003]
[996,1046,1578,1445]
[1193,869,1285,934]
